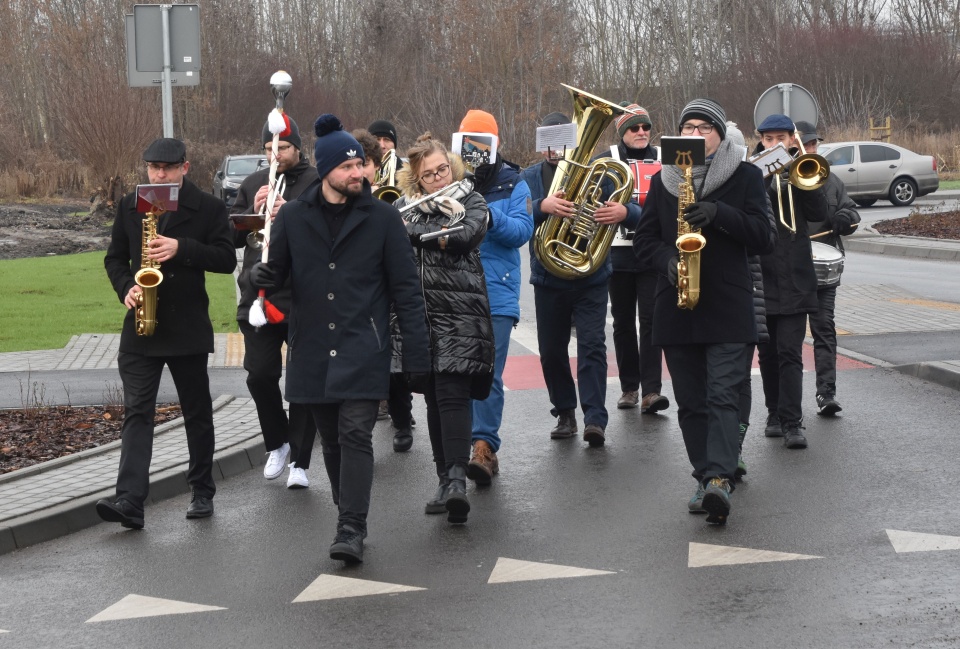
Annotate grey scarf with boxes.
[660,138,743,201]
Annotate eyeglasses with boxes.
[628,124,652,133]
[264,143,294,154]
[680,123,714,135]
[146,162,183,172]
[419,163,451,184]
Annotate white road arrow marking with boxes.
[85,594,226,623]
[688,542,822,568]
[293,575,426,602]
[487,557,615,584]
[886,529,960,553]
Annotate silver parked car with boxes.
[212,154,268,205]
[818,141,939,207]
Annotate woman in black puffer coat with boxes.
[393,133,494,525]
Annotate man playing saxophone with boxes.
[100,138,236,529]
[634,99,773,525]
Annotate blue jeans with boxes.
[471,315,515,452]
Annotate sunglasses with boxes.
[628,124,652,133]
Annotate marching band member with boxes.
[250,116,430,562]
[635,99,773,525]
[394,133,495,524]
[606,103,669,414]
[753,115,830,449]
[231,115,319,489]
[455,110,534,487]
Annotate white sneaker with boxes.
[263,443,290,480]
[286,464,309,489]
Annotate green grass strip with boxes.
[0,251,238,353]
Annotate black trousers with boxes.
[115,352,216,511]
[387,373,414,428]
[534,283,609,428]
[608,269,662,395]
[309,400,379,533]
[664,343,751,484]
[424,372,473,474]
[758,312,808,427]
[239,320,316,468]
[809,286,838,398]
[737,344,756,426]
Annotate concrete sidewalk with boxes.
[2,228,960,556]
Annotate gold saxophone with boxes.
[676,150,705,310]
[134,210,163,336]
[533,84,635,279]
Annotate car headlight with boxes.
[223,179,242,189]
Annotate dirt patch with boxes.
[0,404,182,474]
[0,202,112,261]
[873,210,960,239]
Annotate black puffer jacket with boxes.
[807,173,861,256]
[392,189,495,399]
[748,255,769,344]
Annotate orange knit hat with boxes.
[459,109,498,136]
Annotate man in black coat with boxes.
[634,98,774,525]
[231,115,319,488]
[98,138,237,529]
[251,115,430,563]
[796,121,861,417]
[752,115,830,449]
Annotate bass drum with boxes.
[811,241,844,287]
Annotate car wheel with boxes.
[889,178,917,206]
[854,198,877,208]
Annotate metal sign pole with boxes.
[160,4,174,137]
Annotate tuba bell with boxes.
[533,85,635,279]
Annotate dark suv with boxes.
[212,155,267,205]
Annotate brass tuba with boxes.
[533,84,635,279]
[134,209,163,336]
[373,149,400,202]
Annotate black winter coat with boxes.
[105,178,236,356]
[634,162,774,346]
[266,181,431,402]
[231,158,316,321]
[393,190,495,400]
[807,173,861,257]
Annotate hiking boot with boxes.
[445,465,470,525]
[640,393,669,414]
[735,422,748,478]
[764,411,782,437]
[816,394,842,417]
[377,400,390,421]
[467,440,499,486]
[425,475,451,514]
[549,410,578,439]
[783,423,808,449]
[702,478,732,525]
[688,483,706,514]
[583,423,606,447]
[329,524,364,563]
[617,390,639,409]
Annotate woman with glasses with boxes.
[393,133,495,525]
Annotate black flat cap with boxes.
[794,120,823,144]
[143,138,186,163]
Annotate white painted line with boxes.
[886,529,960,553]
[487,557,615,584]
[292,574,426,602]
[85,594,226,623]
[688,542,822,568]
[0,629,8,633]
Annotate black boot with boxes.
[549,410,578,439]
[393,425,413,453]
[445,464,470,524]
[425,474,451,514]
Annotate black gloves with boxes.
[404,371,431,394]
[683,202,717,230]
[832,209,858,235]
[666,258,679,286]
[249,262,279,289]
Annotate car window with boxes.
[227,159,264,175]
[860,145,890,163]
[824,146,854,166]
[884,147,901,161]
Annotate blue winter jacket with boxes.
[475,160,534,321]
[520,160,642,290]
